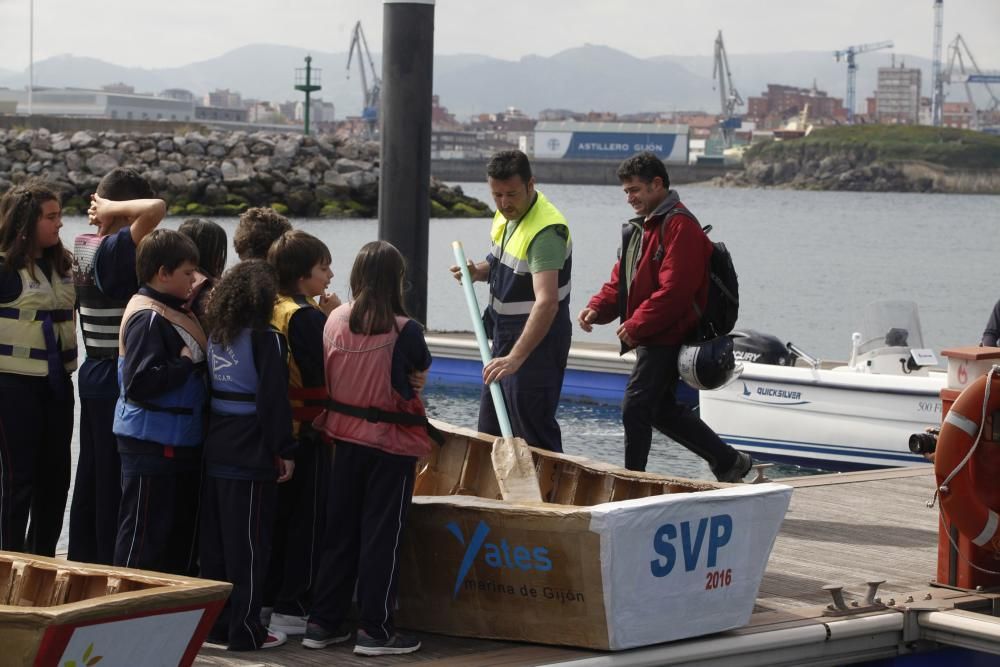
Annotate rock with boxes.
[274,138,300,160]
[26,161,43,174]
[207,144,227,158]
[70,131,97,148]
[335,157,372,173]
[203,183,228,205]
[345,170,377,190]
[157,139,175,152]
[166,172,189,191]
[118,141,140,153]
[31,149,55,162]
[50,139,71,153]
[159,160,182,174]
[181,142,206,156]
[85,153,120,176]
[250,140,274,156]
[139,148,158,163]
[323,170,349,188]
[64,152,83,172]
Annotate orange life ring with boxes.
[935,371,1000,554]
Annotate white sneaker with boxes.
[270,612,308,636]
[261,628,287,649]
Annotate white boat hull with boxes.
[700,362,945,469]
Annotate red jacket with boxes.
[587,198,712,347]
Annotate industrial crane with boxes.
[833,40,893,123]
[346,21,381,138]
[712,30,744,148]
[931,0,944,126]
[942,34,1000,129]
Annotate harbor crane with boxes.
[834,40,893,123]
[346,21,381,138]
[942,34,1000,129]
[931,0,944,126]
[712,30,744,149]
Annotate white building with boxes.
[0,87,194,121]
[876,65,921,124]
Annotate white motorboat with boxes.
[700,301,946,470]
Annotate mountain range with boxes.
[0,43,935,119]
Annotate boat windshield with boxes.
[857,300,926,355]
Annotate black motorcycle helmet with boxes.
[678,336,743,390]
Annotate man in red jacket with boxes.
[578,152,751,481]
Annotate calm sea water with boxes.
[54,184,1000,546]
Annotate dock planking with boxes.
[194,466,941,666]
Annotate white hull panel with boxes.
[700,363,945,469]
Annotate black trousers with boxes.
[623,345,738,476]
[113,452,201,575]
[310,440,415,640]
[68,396,122,565]
[478,316,571,453]
[200,475,277,650]
[264,435,330,616]
[0,376,73,556]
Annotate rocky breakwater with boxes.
[713,126,1000,194]
[0,127,492,218]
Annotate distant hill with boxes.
[0,44,935,119]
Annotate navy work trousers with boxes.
[68,396,122,565]
[200,475,277,650]
[310,440,415,641]
[263,434,330,616]
[623,345,738,474]
[0,375,73,555]
[478,314,570,452]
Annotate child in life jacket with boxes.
[200,259,297,651]
[303,240,436,657]
[0,180,76,555]
[112,229,205,575]
[262,230,340,635]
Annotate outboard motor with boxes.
[730,329,794,366]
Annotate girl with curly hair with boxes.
[0,180,76,556]
[200,260,297,651]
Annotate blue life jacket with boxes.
[208,329,258,416]
[112,295,208,447]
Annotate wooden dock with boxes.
[194,466,942,666]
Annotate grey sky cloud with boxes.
[0,0,997,71]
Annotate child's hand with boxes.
[88,194,114,227]
[179,346,193,360]
[318,292,341,316]
[278,458,295,483]
[409,369,428,394]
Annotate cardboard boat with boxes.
[397,421,792,651]
[0,552,229,667]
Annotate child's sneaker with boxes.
[301,622,352,649]
[270,612,308,636]
[353,629,421,656]
[261,628,287,649]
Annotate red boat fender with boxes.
[935,367,1000,553]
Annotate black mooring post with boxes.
[379,0,435,325]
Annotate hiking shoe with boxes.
[261,628,287,649]
[301,622,352,649]
[269,612,308,636]
[718,451,753,483]
[353,629,421,656]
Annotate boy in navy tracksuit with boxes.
[263,230,340,634]
[112,229,206,575]
[69,168,164,565]
[200,260,297,651]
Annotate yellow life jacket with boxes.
[0,253,77,376]
[271,294,326,436]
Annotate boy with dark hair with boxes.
[113,229,207,574]
[69,168,165,565]
[234,207,293,261]
[263,230,340,634]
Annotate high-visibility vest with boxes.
[0,253,77,376]
[485,190,572,322]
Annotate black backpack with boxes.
[654,211,739,342]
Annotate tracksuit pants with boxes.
[113,451,200,575]
[623,345,739,474]
[0,376,73,555]
[200,475,277,651]
[68,396,122,564]
[310,440,416,641]
[264,436,330,616]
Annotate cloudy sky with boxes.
[1,0,998,70]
